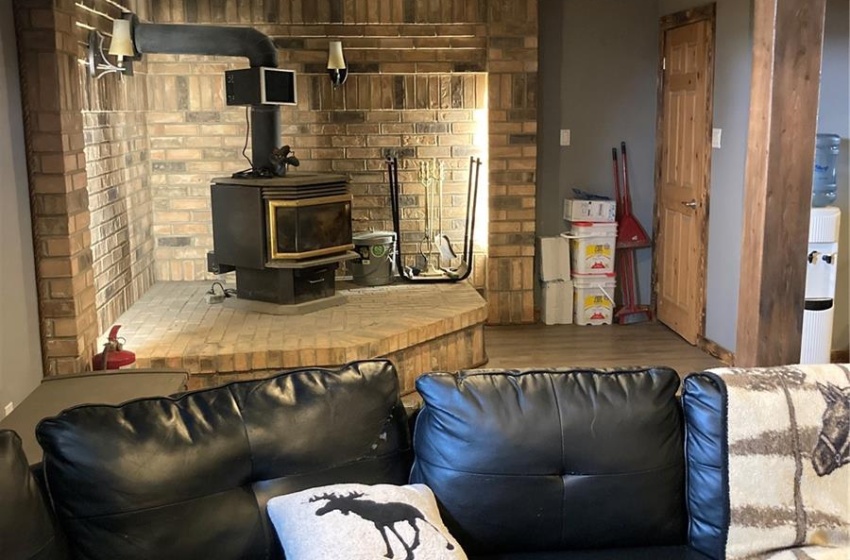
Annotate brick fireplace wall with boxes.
[13,0,537,375]
[14,0,99,374]
[145,2,491,286]
[486,1,538,323]
[76,2,156,333]
[144,0,538,322]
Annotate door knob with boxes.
[682,200,697,209]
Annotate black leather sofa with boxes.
[0,360,823,559]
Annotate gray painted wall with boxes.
[657,0,753,352]
[0,0,44,417]
[818,0,849,352]
[536,0,564,228]
[536,0,565,302]
[538,0,659,304]
[537,0,753,333]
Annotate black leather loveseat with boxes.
[3,360,846,560]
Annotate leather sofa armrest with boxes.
[0,430,66,560]
[682,365,850,560]
[681,373,728,560]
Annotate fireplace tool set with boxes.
[387,156,481,282]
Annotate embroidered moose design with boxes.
[812,382,850,476]
[309,491,455,560]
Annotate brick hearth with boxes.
[99,282,488,394]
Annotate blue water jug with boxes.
[812,133,840,207]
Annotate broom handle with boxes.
[621,141,633,218]
[612,148,623,220]
[616,251,627,308]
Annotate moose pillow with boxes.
[267,483,467,560]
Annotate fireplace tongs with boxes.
[386,156,481,283]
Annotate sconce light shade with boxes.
[86,13,137,79]
[108,19,135,63]
[327,40,347,87]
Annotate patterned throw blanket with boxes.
[707,364,850,559]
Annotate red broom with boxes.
[617,142,651,249]
[614,142,652,325]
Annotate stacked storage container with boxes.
[562,199,617,325]
[539,236,572,324]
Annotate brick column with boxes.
[14,0,98,374]
[486,0,538,324]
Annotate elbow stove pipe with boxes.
[134,23,280,173]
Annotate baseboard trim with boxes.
[831,349,849,363]
[698,337,735,365]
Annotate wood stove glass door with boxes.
[268,195,353,260]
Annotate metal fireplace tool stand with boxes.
[387,156,481,283]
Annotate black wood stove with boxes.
[209,172,355,308]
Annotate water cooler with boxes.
[800,134,841,364]
[801,207,841,363]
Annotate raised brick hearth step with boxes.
[98,281,487,394]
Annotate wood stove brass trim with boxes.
[267,195,354,260]
[268,194,351,208]
[270,244,356,260]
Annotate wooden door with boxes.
[654,8,715,345]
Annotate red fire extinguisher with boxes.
[92,325,136,370]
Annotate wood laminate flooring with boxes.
[483,322,725,378]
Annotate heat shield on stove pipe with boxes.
[134,23,280,173]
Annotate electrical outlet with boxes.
[712,128,722,148]
[560,129,571,146]
[4,402,13,417]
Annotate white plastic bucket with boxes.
[562,222,617,275]
[573,274,616,326]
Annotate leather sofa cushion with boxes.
[0,430,65,560]
[471,545,711,559]
[411,367,687,555]
[36,360,411,560]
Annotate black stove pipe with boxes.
[134,23,280,173]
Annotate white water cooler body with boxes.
[800,207,841,364]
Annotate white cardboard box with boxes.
[563,198,616,223]
[539,236,571,281]
[541,279,574,325]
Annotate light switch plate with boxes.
[560,129,571,146]
[712,128,722,148]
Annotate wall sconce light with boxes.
[327,40,347,88]
[86,14,137,79]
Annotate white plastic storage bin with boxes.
[562,222,617,275]
[541,279,573,325]
[573,274,616,326]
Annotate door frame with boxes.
[651,3,717,344]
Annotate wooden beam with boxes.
[736,0,827,366]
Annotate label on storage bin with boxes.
[588,244,611,261]
[571,239,614,273]
[583,294,612,320]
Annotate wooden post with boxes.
[736,0,828,366]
